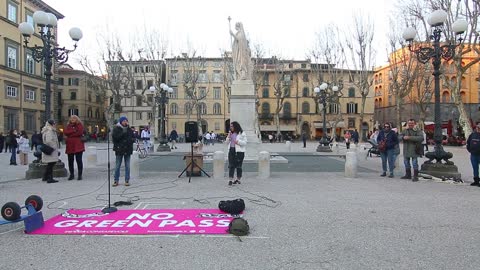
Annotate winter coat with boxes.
[225,131,247,152]
[169,130,178,141]
[31,133,42,146]
[112,124,134,156]
[377,130,399,151]
[18,137,30,153]
[64,122,85,154]
[41,123,59,163]
[8,134,18,148]
[400,128,424,158]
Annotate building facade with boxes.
[113,56,375,142]
[255,60,375,141]
[57,65,107,136]
[0,0,63,134]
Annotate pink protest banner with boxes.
[29,209,238,235]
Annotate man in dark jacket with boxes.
[467,123,480,186]
[377,123,399,178]
[169,129,178,149]
[31,131,42,151]
[400,119,424,181]
[112,116,134,186]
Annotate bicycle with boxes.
[135,141,148,159]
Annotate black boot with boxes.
[47,176,58,183]
[412,169,419,182]
[470,177,480,186]
[401,169,412,179]
[77,175,82,180]
[47,174,58,183]
[68,174,75,180]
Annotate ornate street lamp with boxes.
[19,11,82,123]
[149,83,173,152]
[314,83,341,152]
[19,11,82,180]
[402,9,467,181]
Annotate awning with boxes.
[313,121,345,128]
[260,125,296,131]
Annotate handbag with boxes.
[81,134,88,142]
[378,139,387,152]
[40,144,54,155]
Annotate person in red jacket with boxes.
[64,115,85,180]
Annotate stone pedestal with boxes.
[157,143,171,152]
[230,80,261,159]
[25,161,68,180]
[420,162,461,181]
[317,144,332,152]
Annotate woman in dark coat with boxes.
[8,130,18,165]
[64,115,85,180]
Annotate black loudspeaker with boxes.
[185,121,198,143]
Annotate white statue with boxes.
[229,20,253,81]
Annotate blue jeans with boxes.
[114,154,131,182]
[403,157,419,170]
[380,149,395,174]
[470,154,480,178]
[10,147,17,164]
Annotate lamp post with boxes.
[149,83,173,152]
[402,9,467,181]
[314,83,340,152]
[19,11,82,123]
[19,11,81,180]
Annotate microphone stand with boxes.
[102,126,117,213]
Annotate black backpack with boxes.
[470,137,480,154]
[228,218,249,236]
[219,199,245,215]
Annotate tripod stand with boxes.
[102,127,117,213]
[179,142,210,183]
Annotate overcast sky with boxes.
[43,0,395,69]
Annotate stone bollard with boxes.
[286,141,292,152]
[213,151,225,180]
[345,151,358,178]
[86,146,97,168]
[131,151,140,179]
[258,151,270,179]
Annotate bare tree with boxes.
[170,50,209,135]
[79,34,136,126]
[261,56,291,139]
[344,13,376,130]
[310,23,347,140]
[386,20,423,129]
[134,29,168,137]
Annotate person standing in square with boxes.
[112,116,135,186]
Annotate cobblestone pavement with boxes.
[0,141,479,270]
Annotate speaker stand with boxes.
[178,142,210,183]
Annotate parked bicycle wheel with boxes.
[138,149,148,159]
